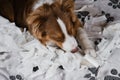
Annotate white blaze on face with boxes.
[57,18,78,52]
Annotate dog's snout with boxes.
[71,47,79,53]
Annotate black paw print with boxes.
[33,66,39,72]
[105,13,114,23]
[84,67,100,80]
[9,74,23,80]
[104,68,120,80]
[58,65,64,70]
[108,0,120,9]
[77,11,90,23]
[94,38,102,46]
[101,11,114,23]
[84,73,96,80]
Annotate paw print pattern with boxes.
[9,76,16,80]
[16,75,23,80]
[101,11,114,23]
[84,73,91,78]
[104,68,120,80]
[33,66,39,72]
[88,67,100,76]
[84,67,100,80]
[9,74,23,80]
[77,11,90,23]
[94,38,102,46]
[58,65,64,70]
[105,13,114,23]
[111,69,118,75]
[84,73,96,80]
[108,0,120,9]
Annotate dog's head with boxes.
[26,0,82,53]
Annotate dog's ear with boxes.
[55,0,76,22]
[26,4,52,27]
[26,4,52,39]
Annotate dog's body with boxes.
[0,0,96,56]
[0,0,37,28]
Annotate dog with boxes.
[0,0,96,57]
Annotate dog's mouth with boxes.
[47,42,79,53]
[46,42,79,53]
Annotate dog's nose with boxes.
[71,47,79,53]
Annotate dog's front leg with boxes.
[77,27,96,57]
[76,28,101,67]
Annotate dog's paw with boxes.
[84,48,97,57]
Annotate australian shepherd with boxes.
[0,0,96,57]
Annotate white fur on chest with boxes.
[33,0,54,10]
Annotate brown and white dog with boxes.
[0,0,96,56]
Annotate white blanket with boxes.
[0,0,120,80]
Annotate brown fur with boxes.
[0,0,14,22]
[0,0,82,49]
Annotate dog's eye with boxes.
[55,38,64,42]
[41,31,47,37]
[53,36,65,42]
